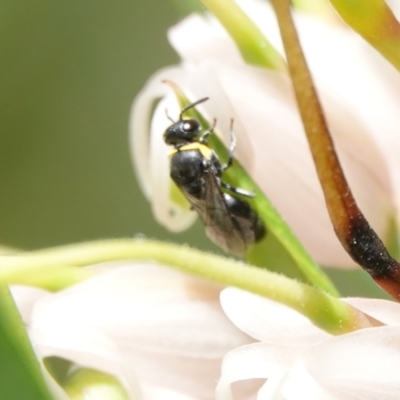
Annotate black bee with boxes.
[164,98,265,257]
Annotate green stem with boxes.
[328,0,400,72]
[0,239,378,334]
[0,257,95,291]
[0,284,53,399]
[271,0,400,301]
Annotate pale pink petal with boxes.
[220,288,329,344]
[142,384,203,400]
[26,263,252,399]
[256,375,287,400]
[220,343,287,382]
[124,350,223,399]
[34,264,252,359]
[129,67,198,231]
[216,342,301,400]
[344,297,400,326]
[300,326,400,399]
[272,363,333,400]
[387,0,400,19]
[294,8,400,181]
[149,94,198,231]
[10,285,50,324]
[217,311,400,399]
[168,14,245,67]
[217,340,333,400]
[30,315,141,398]
[130,66,180,200]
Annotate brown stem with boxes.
[270,0,400,300]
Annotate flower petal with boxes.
[150,94,198,231]
[30,314,141,398]
[168,14,245,68]
[302,326,400,399]
[344,297,400,326]
[28,263,253,399]
[129,67,198,231]
[10,285,50,324]
[142,384,203,400]
[34,263,252,358]
[220,287,329,344]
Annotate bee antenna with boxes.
[165,108,175,123]
[179,97,209,120]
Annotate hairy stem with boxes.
[271,0,400,300]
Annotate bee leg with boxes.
[221,119,235,172]
[220,120,255,198]
[221,181,255,198]
[199,118,217,144]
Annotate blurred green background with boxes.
[0,0,210,249]
[0,0,387,298]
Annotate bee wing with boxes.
[185,169,248,257]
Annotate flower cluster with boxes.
[217,288,400,399]
[12,263,252,399]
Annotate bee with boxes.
[164,97,265,257]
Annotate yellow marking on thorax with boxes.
[168,143,213,159]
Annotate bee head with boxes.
[164,119,200,145]
[164,97,209,146]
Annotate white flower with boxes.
[217,287,400,400]
[12,263,252,399]
[130,0,400,268]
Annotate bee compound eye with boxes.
[182,119,200,133]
